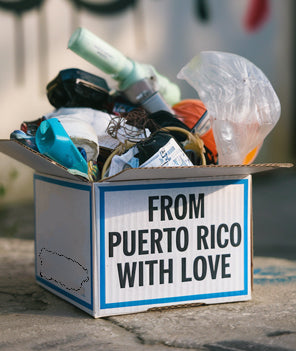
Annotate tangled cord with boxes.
[106,108,154,142]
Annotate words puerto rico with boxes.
[103,182,248,295]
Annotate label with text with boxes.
[97,179,250,308]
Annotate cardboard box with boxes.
[0,140,292,318]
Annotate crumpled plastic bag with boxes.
[177,51,281,165]
[45,107,150,148]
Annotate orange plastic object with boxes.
[173,99,261,165]
[243,144,261,165]
[173,99,218,164]
[173,99,206,129]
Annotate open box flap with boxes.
[0,139,85,182]
[102,163,294,182]
[0,139,293,183]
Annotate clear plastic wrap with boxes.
[177,51,281,164]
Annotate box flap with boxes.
[102,163,294,182]
[1,139,293,183]
[0,139,86,182]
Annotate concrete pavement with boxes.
[0,168,295,351]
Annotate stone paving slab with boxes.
[0,238,295,351]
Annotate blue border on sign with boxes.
[98,178,249,309]
[34,174,93,311]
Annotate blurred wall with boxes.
[0,0,294,204]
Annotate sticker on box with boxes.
[96,177,251,310]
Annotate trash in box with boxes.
[0,27,292,318]
[7,28,282,179]
[177,51,281,165]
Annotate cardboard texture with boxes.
[0,140,80,181]
[0,139,293,317]
[34,173,252,318]
[0,140,292,181]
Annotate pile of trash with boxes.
[10,27,281,182]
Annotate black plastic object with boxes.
[46,68,111,110]
[148,110,191,143]
[185,149,203,166]
[20,117,43,136]
[135,131,182,165]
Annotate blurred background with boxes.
[0,0,295,204]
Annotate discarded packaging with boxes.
[0,28,293,318]
[177,51,281,165]
[105,130,194,178]
[173,99,218,165]
[6,47,283,177]
[10,130,38,151]
[35,118,89,175]
[51,114,99,162]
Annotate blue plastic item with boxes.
[10,130,38,151]
[35,118,88,174]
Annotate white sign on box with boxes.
[95,177,251,312]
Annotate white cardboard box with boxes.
[0,140,292,318]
